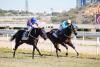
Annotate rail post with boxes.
[96,37,99,55]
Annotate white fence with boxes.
[0,29,100,46]
[0,23,100,29]
[0,29,100,55]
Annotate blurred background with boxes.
[0,0,100,57]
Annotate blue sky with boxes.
[0,0,76,12]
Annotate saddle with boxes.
[22,30,30,40]
[52,29,62,38]
[52,29,69,39]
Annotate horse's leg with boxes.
[61,43,68,56]
[13,42,20,58]
[33,44,43,57]
[56,48,59,57]
[67,42,79,56]
[54,44,61,57]
[53,43,61,52]
[32,46,35,59]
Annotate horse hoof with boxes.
[66,53,68,56]
[41,54,43,56]
[13,56,15,58]
[13,48,15,50]
[77,53,79,57]
[58,49,61,52]
[57,56,59,58]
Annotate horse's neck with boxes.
[31,29,39,37]
[64,27,72,35]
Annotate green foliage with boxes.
[0,9,34,16]
[0,5,97,24]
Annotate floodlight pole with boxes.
[25,0,29,14]
[50,8,53,23]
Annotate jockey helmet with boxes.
[67,19,71,24]
[31,17,37,23]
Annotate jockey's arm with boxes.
[32,22,39,28]
[27,20,33,27]
[35,23,38,26]
[62,21,68,28]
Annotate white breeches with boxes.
[27,26,32,31]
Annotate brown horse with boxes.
[46,24,79,57]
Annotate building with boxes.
[77,0,100,8]
[96,0,100,2]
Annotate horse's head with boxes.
[70,23,78,36]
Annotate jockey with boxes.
[22,17,38,40]
[27,17,38,31]
[61,20,78,36]
[60,19,72,34]
[52,19,72,38]
[59,19,71,30]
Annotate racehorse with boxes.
[10,28,47,59]
[46,24,79,57]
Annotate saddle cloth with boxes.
[22,31,29,40]
[52,30,62,38]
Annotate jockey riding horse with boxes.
[46,20,79,57]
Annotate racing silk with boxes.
[60,20,68,30]
[27,19,36,27]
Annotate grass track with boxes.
[0,47,100,67]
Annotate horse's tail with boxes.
[10,33,17,41]
[10,30,20,41]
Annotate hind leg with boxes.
[55,45,59,57]
[13,43,20,58]
[61,43,68,56]
[32,46,35,59]
[54,44,61,57]
[54,43,61,52]
[13,39,22,58]
[56,48,59,57]
[67,42,79,56]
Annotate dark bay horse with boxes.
[10,28,47,59]
[46,24,79,57]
